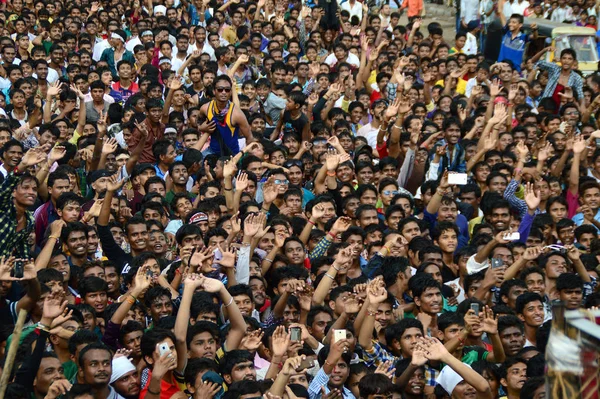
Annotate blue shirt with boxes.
[498,27,529,72]
[573,208,600,230]
[308,368,356,399]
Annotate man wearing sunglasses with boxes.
[199,75,253,157]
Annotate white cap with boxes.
[154,5,167,15]
[437,364,471,395]
[110,356,136,384]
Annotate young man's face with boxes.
[501,361,528,393]
[84,290,108,313]
[122,330,143,358]
[545,255,567,279]
[518,300,544,327]
[358,210,379,228]
[398,327,423,358]
[35,357,65,396]
[437,201,457,222]
[226,360,257,383]
[150,295,173,321]
[414,287,442,314]
[435,228,458,254]
[401,221,421,243]
[189,331,217,359]
[80,349,112,386]
[233,294,255,316]
[559,286,583,310]
[582,187,600,208]
[499,326,525,356]
[309,311,332,341]
[328,359,349,389]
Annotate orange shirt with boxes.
[139,371,184,399]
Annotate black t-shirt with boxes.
[281,110,308,138]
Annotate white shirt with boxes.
[465,32,478,55]
[460,0,480,24]
[324,52,360,67]
[357,123,379,149]
[190,42,215,60]
[341,0,363,21]
[551,5,573,22]
[93,39,111,61]
[125,36,142,53]
[511,0,530,15]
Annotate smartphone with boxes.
[296,358,315,371]
[13,260,24,279]
[491,258,504,269]
[504,232,520,241]
[290,327,302,342]
[595,138,600,147]
[334,329,346,343]
[448,172,468,185]
[158,342,171,356]
[212,249,223,270]
[146,269,154,278]
[470,303,480,316]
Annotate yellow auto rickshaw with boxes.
[524,19,599,75]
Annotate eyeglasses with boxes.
[565,111,579,116]
[274,179,289,185]
[383,190,399,196]
[215,87,231,93]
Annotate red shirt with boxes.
[139,371,183,399]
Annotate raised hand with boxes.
[573,135,586,154]
[134,264,153,292]
[97,111,108,135]
[331,216,352,234]
[415,336,450,361]
[102,138,118,155]
[537,141,552,162]
[281,355,306,376]
[271,325,290,357]
[223,158,238,178]
[239,328,264,351]
[235,171,249,191]
[48,145,67,163]
[479,305,498,334]
[384,98,401,121]
[215,244,236,268]
[367,277,387,304]
[46,81,62,98]
[106,175,126,193]
[169,76,184,90]
[524,182,540,211]
[516,140,529,160]
[342,294,361,314]
[19,147,47,168]
[198,275,224,293]
[262,176,278,204]
[44,379,73,399]
[43,291,68,320]
[374,360,396,379]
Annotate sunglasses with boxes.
[383,190,399,196]
[215,87,231,93]
[274,179,289,185]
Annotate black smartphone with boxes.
[13,260,24,279]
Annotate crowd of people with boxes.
[0,0,599,397]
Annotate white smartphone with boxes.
[504,232,520,241]
[334,329,346,343]
[448,172,468,185]
[158,342,171,356]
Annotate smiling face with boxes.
[415,287,442,314]
[519,300,544,327]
